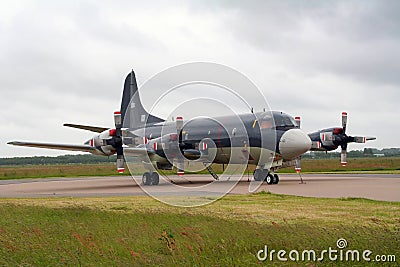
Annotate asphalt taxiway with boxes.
[0,174,399,201]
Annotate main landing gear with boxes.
[253,169,279,185]
[142,172,160,186]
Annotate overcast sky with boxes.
[1,0,399,157]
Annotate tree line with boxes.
[0,154,117,166]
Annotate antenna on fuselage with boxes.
[251,107,254,113]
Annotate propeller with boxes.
[104,111,124,173]
[316,112,376,167]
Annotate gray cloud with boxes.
[204,0,400,86]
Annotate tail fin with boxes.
[120,70,164,129]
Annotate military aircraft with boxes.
[8,70,375,185]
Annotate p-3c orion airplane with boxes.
[8,70,376,185]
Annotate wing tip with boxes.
[7,141,19,145]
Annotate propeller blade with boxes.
[117,154,125,173]
[114,111,122,135]
[352,136,377,143]
[177,160,184,177]
[295,116,301,128]
[342,112,347,134]
[295,157,301,173]
[352,136,367,143]
[114,111,124,173]
[341,147,347,167]
[176,116,183,144]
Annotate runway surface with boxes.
[0,174,399,201]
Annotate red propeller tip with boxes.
[341,162,347,167]
[114,111,121,115]
[177,171,184,176]
[295,116,300,120]
[176,116,183,120]
[342,112,347,115]
[118,168,125,173]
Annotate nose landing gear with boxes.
[253,169,279,184]
[142,172,160,185]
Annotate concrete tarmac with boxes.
[0,174,399,201]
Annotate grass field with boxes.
[279,157,400,173]
[0,194,398,266]
[1,157,399,180]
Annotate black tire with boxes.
[142,172,151,185]
[272,174,279,184]
[266,173,274,185]
[151,172,159,185]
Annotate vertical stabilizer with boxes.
[120,70,164,129]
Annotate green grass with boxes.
[0,163,119,180]
[1,157,399,180]
[279,157,400,173]
[0,194,398,266]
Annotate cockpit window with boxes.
[259,112,297,130]
[259,114,273,129]
[273,113,297,129]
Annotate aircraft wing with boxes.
[7,141,97,153]
[63,123,109,133]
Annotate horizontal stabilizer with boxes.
[7,141,97,153]
[63,123,108,133]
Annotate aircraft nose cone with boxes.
[279,129,312,160]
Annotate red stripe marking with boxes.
[176,116,183,120]
[114,111,121,115]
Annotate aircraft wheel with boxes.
[272,174,279,184]
[266,173,274,185]
[151,172,159,185]
[142,172,151,185]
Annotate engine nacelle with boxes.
[84,129,117,156]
